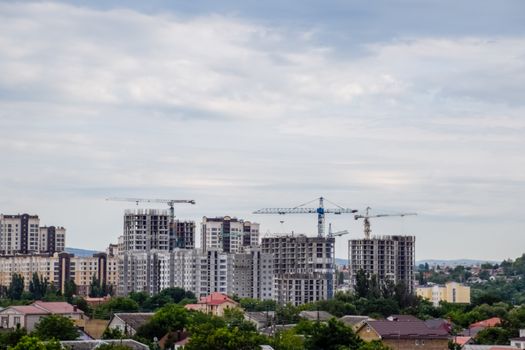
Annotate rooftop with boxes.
[113,313,154,331]
[364,320,449,339]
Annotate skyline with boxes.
[0,1,524,261]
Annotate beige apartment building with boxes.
[416,282,470,306]
[0,252,118,296]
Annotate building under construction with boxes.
[348,235,415,293]
[261,234,335,306]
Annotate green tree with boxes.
[93,297,139,319]
[358,341,392,350]
[298,318,362,350]
[33,315,80,340]
[0,326,28,347]
[185,325,265,350]
[8,335,61,350]
[7,274,25,300]
[475,327,511,345]
[63,279,77,303]
[135,303,188,340]
[102,327,124,340]
[29,273,49,300]
[270,329,304,350]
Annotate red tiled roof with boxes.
[197,292,238,306]
[453,336,472,345]
[469,317,501,329]
[366,320,449,339]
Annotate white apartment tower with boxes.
[201,216,259,253]
[348,235,416,293]
[261,234,335,306]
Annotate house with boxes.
[356,318,449,350]
[298,310,335,322]
[416,282,471,306]
[245,311,275,330]
[510,329,525,348]
[469,317,502,329]
[60,339,149,350]
[0,301,85,331]
[106,313,154,336]
[339,315,372,331]
[184,292,239,316]
[425,318,453,334]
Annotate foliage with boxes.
[135,303,188,340]
[141,287,196,310]
[102,327,124,340]
[475,327,512,345]
[93,297,139,319]
[8,335,61,350]
[63,279,77,303]
[270,329,304,350]
[298,318,362,350]
[185,324,265,350]
[0,326,28,347]
[89,275,113,298]
[29,273,49,300]
[33,315,79,340]
[7,274,25,300]
[239,297,277,312]
[357,341,392,350]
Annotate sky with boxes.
[0,1,524,261]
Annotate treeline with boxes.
[103,302,390,350]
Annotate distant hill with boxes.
[416,259,499,267]
[335,258,348,266]
[65,247,102,257]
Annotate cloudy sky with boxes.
[0,1,524,261]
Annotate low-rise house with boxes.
[298,310,335,322]
[0,301,85,331]
[469,317,502,329]
[106,313,154,336]
[356,318,449,350]
[416,282,471,306]
[184,292,239,316]
[245,311,275,330]
[339,315,372,331]
[510,329,525,348]
[462,346,516,350]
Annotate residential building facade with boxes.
[122,209,170,251]
[201,216,259,253]
[232,247,274,300]
[261,234,336,305]
[349,235,416,293]
[416,282,471,306]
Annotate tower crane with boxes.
[327,223,351,238]
[253,197,358,238]
[354,206,416,239]
[106,197,196,222]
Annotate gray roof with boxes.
[60,339,149,350]
[245,311,275,324]
[113,313,154,331]
[299,310,335,321]
[339,315,370,326]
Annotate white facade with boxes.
[201,216,259,253]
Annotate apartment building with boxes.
[0,214,66,255]
[0,252,118,296]
[123,209,169,251]
[170,220,195,249]
[349,235,416,293]
[261,234,336,305]
[201,216,259,253]
[39,226,65,254]
[416,282,470,306]
[233,247,274,300]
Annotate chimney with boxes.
[73,305,78,312]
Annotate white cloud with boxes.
[0,2,523,260]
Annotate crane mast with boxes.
[354,206,417,239]
[253,197,357,238]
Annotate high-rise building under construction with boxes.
[348,235,415,293]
